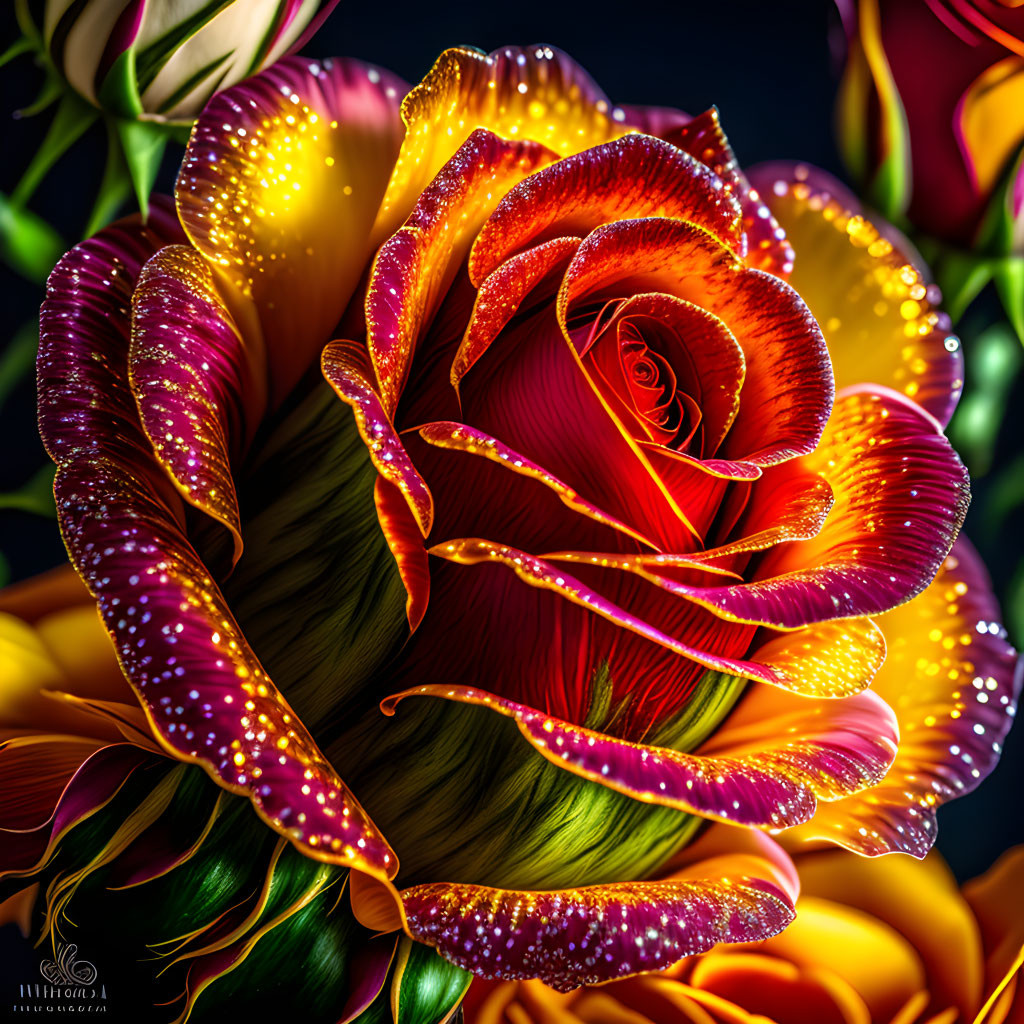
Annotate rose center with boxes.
[573,300,702,452]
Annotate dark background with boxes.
[0,0,1020,894]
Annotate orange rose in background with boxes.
[465,845,1024,1024]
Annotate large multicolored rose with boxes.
[0,43,1019,1022]
[464,844,1024,1024]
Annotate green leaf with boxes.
[0,319,39,409]
[931,248,996,325]
[0,192,65,283]
[10,91,98,207]
[994,257,1024,345]
[115,118,169,218]
[948,322,1023,475]
[0,463,57,517]
[391,938,471,1024]
[15,73,62,118]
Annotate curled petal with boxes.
[382,685,898,831]
[668,109,795,277]
[593,293,746,458]
[367,129,556,414]
[750,164,964,427]
[131,245,255,564]
[428,538,885,696]
[399,873,794,991]
[374,477,429,632]
[786,538,1022,857]
[557,218,832,465]
[453,237,580,392]
[322,340,433,536]
[469,133,744,284]
[38,215,398,880]
[692,461,835,562]
[176,57,407,406]
[374,44,630,241]
[418,421,655,548]
[38,201,184,467]
[53,455,398,879]
[666,387,970,628]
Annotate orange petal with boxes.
[469,133,745,284]
[366,129,556,416]
[373,44,631,242]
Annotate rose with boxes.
[0,43,1018,1021]
[3,0,339,269]
[21,0,340,122]
[464,840,1024,1024]
[835,0,1024,254]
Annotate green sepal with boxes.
[0,36,33,68]
[390,937,471,1024]
[993,257,1024,345]
[10,92,98,207]
[95,48,143,119]
[114,118,169,219]
[84,126,134,236]
[0,192,65,283]
[948,321,1023,475]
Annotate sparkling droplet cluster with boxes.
[401,874,794,991]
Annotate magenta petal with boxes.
[38,200,184,467]
[131,245,258,564]
[399,873,794,991]
[38,214,399,880]
[667,387,970,628]
[382,685,898,830]
[322,340,434,536]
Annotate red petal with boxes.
[665,388,970,628]
[469,133,744,284]
[367,129,556,416]
[557,217,833,466]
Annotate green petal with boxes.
[391,938,470,1024]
